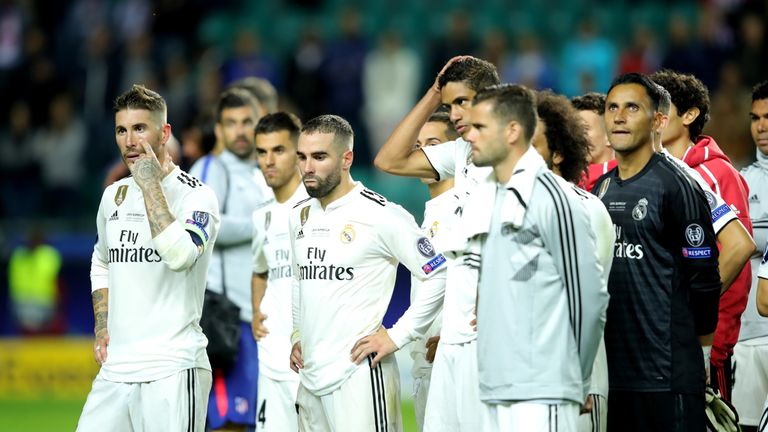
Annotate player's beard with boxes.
[304,168,341,199]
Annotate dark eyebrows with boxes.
[451,96,468,104]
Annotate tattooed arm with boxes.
[131,140,216,271]
[130,141,176,238]
[92,288,109,364]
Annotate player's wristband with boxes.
[290,328,301,345]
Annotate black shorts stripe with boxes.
[186,369,192,432]
[191,369,196,432]
[760,405,768,432]
[377,360,388,432]
[367,356,380,432]
[593,396,600,432]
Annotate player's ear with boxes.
[682,107,700,127]
[161,123,172,145]
[506,121,521,145]
[652,111,664,133]
[552,151,564,167]
[341,149,354,170]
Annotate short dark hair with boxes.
[215,87,259,123]
[753,81,768,102]
[654,83,672,116]
[473,84,538,143]
[113,84,167,119]
[437,57,500,92]
[608,73,663,112]
[255,112,302,142]
[301,114,354,151]
[571,92,605,115]
[537,91,590,184]
[649,69,710,139]
[427,111,460,141]
[230,77,278,114]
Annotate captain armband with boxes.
[154,221,202,271]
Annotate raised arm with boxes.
[373,56,468,178]
[131,141,212,271]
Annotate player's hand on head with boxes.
[432,55,473,92]
[252,310,269,341]
[425,336,440,363]
[290,342,303,373]
[350,326,397,368]
[94,330,109,365]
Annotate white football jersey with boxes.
[90,166,220,382]
[289,182,447,395]
[410,189,457,378]
[422,138,492,344]
[660,148,738,234]
[252,184,309,382]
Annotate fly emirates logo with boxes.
[109,229,162,263]
[613,224,644,260]
[299,247,354,281]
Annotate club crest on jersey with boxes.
[685,223,704,247]
[300,206,310,226]
[340,224,355,244]
[114,185,128,206]
[632,198,648,221]
[265,211,271,231]
[704,191,717,210]
[193,211,210,227]
[597,179,610,199]
[417,237,436,258]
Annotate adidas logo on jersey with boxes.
[750,194,760,204]
[109,210,119,221]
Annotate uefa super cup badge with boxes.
[632,198,648,221]
[340,224,355,244]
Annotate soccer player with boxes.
[189,88,274,432]
[734,81,768,432]
[571,92,617,192]
[651,69,754,401]
[594,73,721,431]
[77,84,220,432]
[532,90,614,432]
[288,115,447,431]
[410,111,457,432]
[453,84,607,431]
[250,112,306,431]
[374,55,500,432]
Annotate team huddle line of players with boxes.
[74,56,768,432]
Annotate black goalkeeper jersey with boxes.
[593,153,721,394]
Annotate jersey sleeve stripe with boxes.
[540,173,583,347]
[660,160,699,220]
[699,164,721,196]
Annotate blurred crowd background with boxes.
[0,0,766,428]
